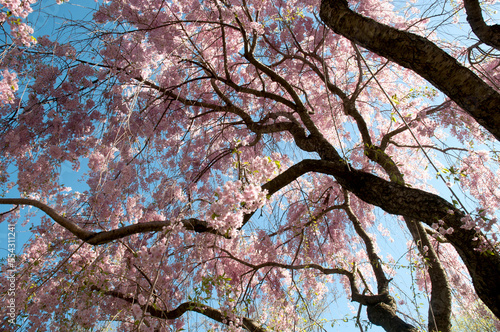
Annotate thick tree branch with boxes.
[319,0,500,141]
[0,198,94,240]
[0,161,337,244]
[262,158,500,319]
[464,0,500,51]
[3,155,498,319]
[366,297,419,332]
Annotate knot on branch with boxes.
[366,295,418,331]
[366,295,396,320]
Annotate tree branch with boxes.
[366,297,419,332]
[319,0,500,141]
[464,0,500,51]
[343,191,389,294]
[259,158,500,319]
[2,157,499,317]
[342,94,453,331]
[90,286,266,332]
[0,198,222,245]
[216,247,398,306]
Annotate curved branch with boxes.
[0,161,335,244]
[259,159,500,318]
[0,198,94,240]
[464,0,500,51]
[343,191,389,294]
[242,50,323,138]
[216,247,396,306]
[319,0,500,141]
[341,89,452,331]
[3,156,499,317]
[366,297,419,332]
[0,198,221,245]
[344,194,420,332]
[90,286,266,332]
[213,74,298,111]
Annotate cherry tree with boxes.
[1,0,499,331]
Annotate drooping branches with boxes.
[319,0,500,141]
[90,286,266,332]
[4,153,497,320]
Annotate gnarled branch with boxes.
[319,0,500,141]
[90,286,266,332]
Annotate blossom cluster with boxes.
[206,156,280,233]
[0,70,18,105]
[208,180,268,233]
[0,0,37,46]
[0,1,37,106]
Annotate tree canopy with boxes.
[0,0,499,331]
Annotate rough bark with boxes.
[325,163,500,320]
[464,0,500,50]
[345,192,419,330]
[366,296,419,332]
[319,0,500,141]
